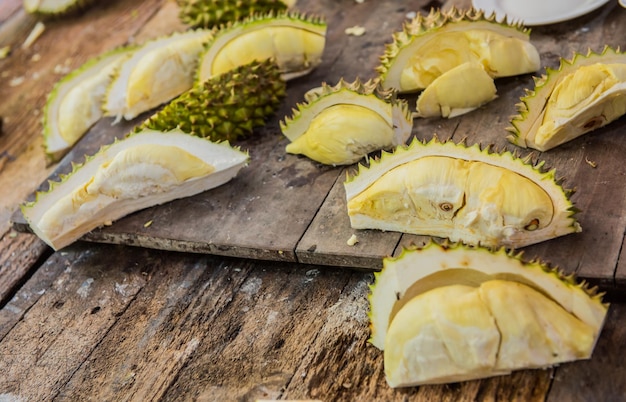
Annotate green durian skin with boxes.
[177,0,288,29]
[140,58,286,142]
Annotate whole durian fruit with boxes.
[177,0,292,29]
[140,58,286,142]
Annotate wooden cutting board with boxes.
[11,0,626,294]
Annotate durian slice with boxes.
[377,7,540,93]
[43,46,137,164]
[23,0,97,17]
[508,46,626,151]
[281,78,413,165]
[22,128,248,250]
[415,61,497,118]
[177,0,292,29]
[344,137,580,248]
[103,29,213,121]
[140,59,286,142]
[197,12,326,81]
[369,242,608,386]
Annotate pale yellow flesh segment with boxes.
[57,61,122,144]
[125,38,205,116]
[533,63,626,150]
[24,0,77,12]
[399,30,539,91]
[285,104,394,165]
[37,144,214,246]
[384,280,597,387]
[347,156,554,245]
[415,61,497,118]
[208,26,325,77]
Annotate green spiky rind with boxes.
[367,240,608,350]
[42,45,138,164]
[344,136,581,247]
[280,77,411,143]
[23,0,97,18]
[138,59,285,142]
[177,0,289,29]
[507,45,626,148]
[196,10,326,82]
[376,7,531,89]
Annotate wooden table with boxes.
[1,0,625,400]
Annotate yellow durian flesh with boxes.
[22,129,248,250]
[198,14,326,82]
[347,155,554,247]
[385,279,598,387]
[532,63,626,151]
[415,61,497,118]
[104,30,212,121]
[285,104,394,165]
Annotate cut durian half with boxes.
[415,61,497,118]
[177,0,292,29]
[103,29,213,121]
[22,128,248,250]
[43,46,137,164]
[369,242,608,387]
[508,46,626,151]
[344,137,580,248]
[197,11,326,82]
[23,0,96,17]
[377,7,540,93]
[281,78,413,165]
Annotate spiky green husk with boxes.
[344,136,580,248]
[197,11,326,82]
[177,0,289,29]
[43,45,137,165]
[508,46,626,151]
[376,7,538,93]
[23,0,97,17]
[140,59,285,142]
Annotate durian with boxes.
[368,242,608,387]
[376,7,540,94]
[344,137,580,248]
[140,59,286,142]
[508,46,626,151]
[281,78,413,165]
[21,128,248,250]
[43,46,136,164]
[23,0,97,17]
[197,11,326,82]
[177,0,292,29]
[415,61,497,118]
[103,29,213,121]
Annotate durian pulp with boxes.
[533,63,626,150]
[285,104,394,165]
[415,61,497,118]
[204,26,325,78]
[384,279,596,387]
[347,156,554,246]
[23,0,88,14]
[57,59,125,145]
[37,144,214,241]
[398,30,539,92]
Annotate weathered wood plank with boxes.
[0,230,49,305]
